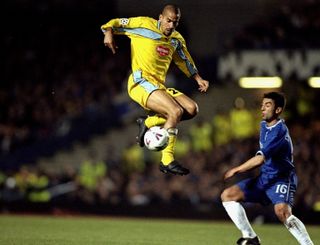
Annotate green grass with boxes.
[0,215,318,245]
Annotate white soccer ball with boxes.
[144,126,169,151]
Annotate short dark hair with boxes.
[263,92,286,109]
[162,4,181,16]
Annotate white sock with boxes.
[285,215,314,245]
[222,201,257,238]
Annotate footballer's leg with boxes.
[137,112,168,145]
[157,88,198,175]
[128,74,167,147]
[284,214,314,245]
[136,114,167,147]
[146,89,189,175]
[166,87,198,121]
[128,73,189,175]
[274,204,314,244]
[136,116,148,147]
[270,178,314,245]
[221,183,261,245]
[139,88,198,147]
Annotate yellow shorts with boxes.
[127,70,184,109]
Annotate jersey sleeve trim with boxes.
[256,150,264,156]
[175,39,198,76]
[113,27,162,40]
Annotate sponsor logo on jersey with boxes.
[156,45,170,56]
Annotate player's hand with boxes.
[193,74,209,92]
[104,29,118,54]
[223,168,238,180]
[197,78,209,92]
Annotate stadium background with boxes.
[1,0,320,225]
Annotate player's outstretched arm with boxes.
[224,155,264,180]
[103,27,118,54]
[193,73,209,92]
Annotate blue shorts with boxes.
[237,171,297,207]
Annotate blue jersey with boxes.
[257,119,295,178]
[237,119,297,206]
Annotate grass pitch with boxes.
[0,215,319,245]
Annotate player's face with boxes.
[159,11,180,36]
[261,98,278,123]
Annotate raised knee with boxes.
[168,106,184,119]
[188,103,199,117]
[180,103,198,121]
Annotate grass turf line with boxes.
[0,215,319,245]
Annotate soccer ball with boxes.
[144,126,169,151]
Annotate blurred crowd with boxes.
[1,0,129,164]
[1,1,320,219]
[224,1,320,50]
[1,107,320,217]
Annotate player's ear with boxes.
[159,14,163,21]
[275,107,283,114]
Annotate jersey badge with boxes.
[120,18,129,26]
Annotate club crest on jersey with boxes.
[156,45,170,56]
[120,18,129,26]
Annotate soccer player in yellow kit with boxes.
[101,4,209,175]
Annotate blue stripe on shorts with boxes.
[133,70,158,93]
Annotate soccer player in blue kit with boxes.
[221,92,314,245]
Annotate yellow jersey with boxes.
[101,16,198,84]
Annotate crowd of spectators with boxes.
[1,0,129,165]
[224,1,320,50]
[0,116,320,220]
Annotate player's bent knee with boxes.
[180,103,198,121]
[274,204,292,223]
[220,190,228,201]
[275,211,287,223]
[221,187,242,202]
[168,106,184,120]
[221,185,245,202]
[221,189,233,202]
[187,102,199,117]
